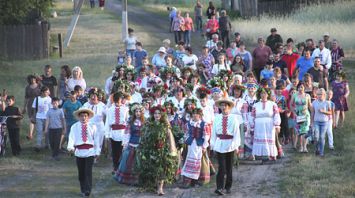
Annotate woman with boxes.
[290,82,311,152]
[211,53,230,76]
[205,14,219,40]
[250,88,281,161]
[124,28,137,59]
[171,10,185,45]
[68,66,86,92]
[311,88,332,157]
[24,75,41,140]
[230,85,247,158]
[237,41,253,72]
[226,42,239,62]
[198,46,215,80]
[57,65,71,101]
[183,12,194,47]
[182,47,198,70]
[137,105,178,195]
[206,1,215,19]
[230,55,245,75]
[152,47,167,70]
[114,103,144,185]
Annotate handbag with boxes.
[296,115,307,123]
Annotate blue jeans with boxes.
[184,30,191,46]
[195,16,203,31]
[36,118,49,148]
[126,49,135,59]
[314,121,328,156]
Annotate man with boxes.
[252,37,273,81]
[312,40,332,72]
[233,32,242,48]
[211,95,240,196]
[281,38,300,78]
[104,91,129,174]
[323,32,332,50]
[218,10,232,48]
[296,49,314,80]
[68,108,100,197]
[307,57,328,90]
[40,65,57,98]
[266,28,283,53]
[206,33,219,51]
[273,53,287,75]
[194,1,203,32]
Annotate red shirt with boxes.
[205,19,219,34]
[281,53,300,78]
[184,17,193,31]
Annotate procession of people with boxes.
[0,1,350,197]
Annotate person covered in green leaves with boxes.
[137,105,178,196]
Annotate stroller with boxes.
[0,116,8,156]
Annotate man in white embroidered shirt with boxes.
[211,95,240,196]
[67,108,100,197]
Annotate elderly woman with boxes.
[152,47,167,70]
[171,10,185,45]
[250,88,281,161]
[68,66,86,92]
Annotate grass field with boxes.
[0,0,355,197]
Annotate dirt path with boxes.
[104,1,288,197]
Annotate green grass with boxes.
[278,61,355,197]
[232,1,355,57]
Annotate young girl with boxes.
[137,105,178,195]
[211,54,230,76]
[331,71,349,128]
[114,103,144,185]
[260,61,274,82]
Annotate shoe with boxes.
[34,148,40,153]
[329,147,335,150]
[179,183,190,189]
[303,148,308,153]
[84,192,90,197]
[215,189,224,196]
[225,189,231,194]
[298,148,303,153]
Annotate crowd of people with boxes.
[0,0,350,197]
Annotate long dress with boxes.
[114,120,142,185]
[293,94,311,135]
[137,120,178,190]
[251,101,281,158]
[25,85,41,119]
[230,97,247,157]
[181,120,210,184]
[243,93,257,158]
[331,81,349,111]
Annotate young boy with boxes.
[32,86,52,152]
[117,50,126,66]
[67,108,100,197]
[133,42,148,71]
[326,90,335,150]
[2,96,23,156]
[40,65,57,98]
[260,61,274,82]
[45,97,66,160]
[74,85,88,105]
[62,91,82,149]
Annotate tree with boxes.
[0,0,53,25]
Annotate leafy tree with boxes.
[0,0,53,25]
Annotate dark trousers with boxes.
[174,31,183,44]
[195,16,203,31]
[216,151,234,190]
[49,128,62,157]
[220,30,230,48]
[280,112,289,140]
[90,0,95,8]
[111,139,123,170]
[254,67,263,82]
[8,128,21,156]
[76,156,94,194]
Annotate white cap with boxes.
[158,47,166,54]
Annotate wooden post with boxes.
[58,33,63,58]
[122,0,128,41]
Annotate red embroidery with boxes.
[115,107,120,124]
[81,124,87,142]
[222,116,228,135]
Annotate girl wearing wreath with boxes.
[152,84,168,106]
[114,103,144,185]
[137,105,178,195]
[180,108,211,188]
[82,88,107,159]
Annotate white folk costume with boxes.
[230,96,248,157]
[211,112,240,192]
[243,92,257,157]
[250,101,281,158]
[104,104,129,171]
[82,102,107,149]
[181,120,210,183]
[67,110,100,196]
[201,105,214,137]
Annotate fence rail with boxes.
[0,22,49,60]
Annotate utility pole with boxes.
[122,0,128,41]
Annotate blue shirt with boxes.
[134,49,148,68]
[260,69,274,81]
[62,100,82,125]
[296,56,314,80]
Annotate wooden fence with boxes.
[236,0,339,17]
[0,22,49,60]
